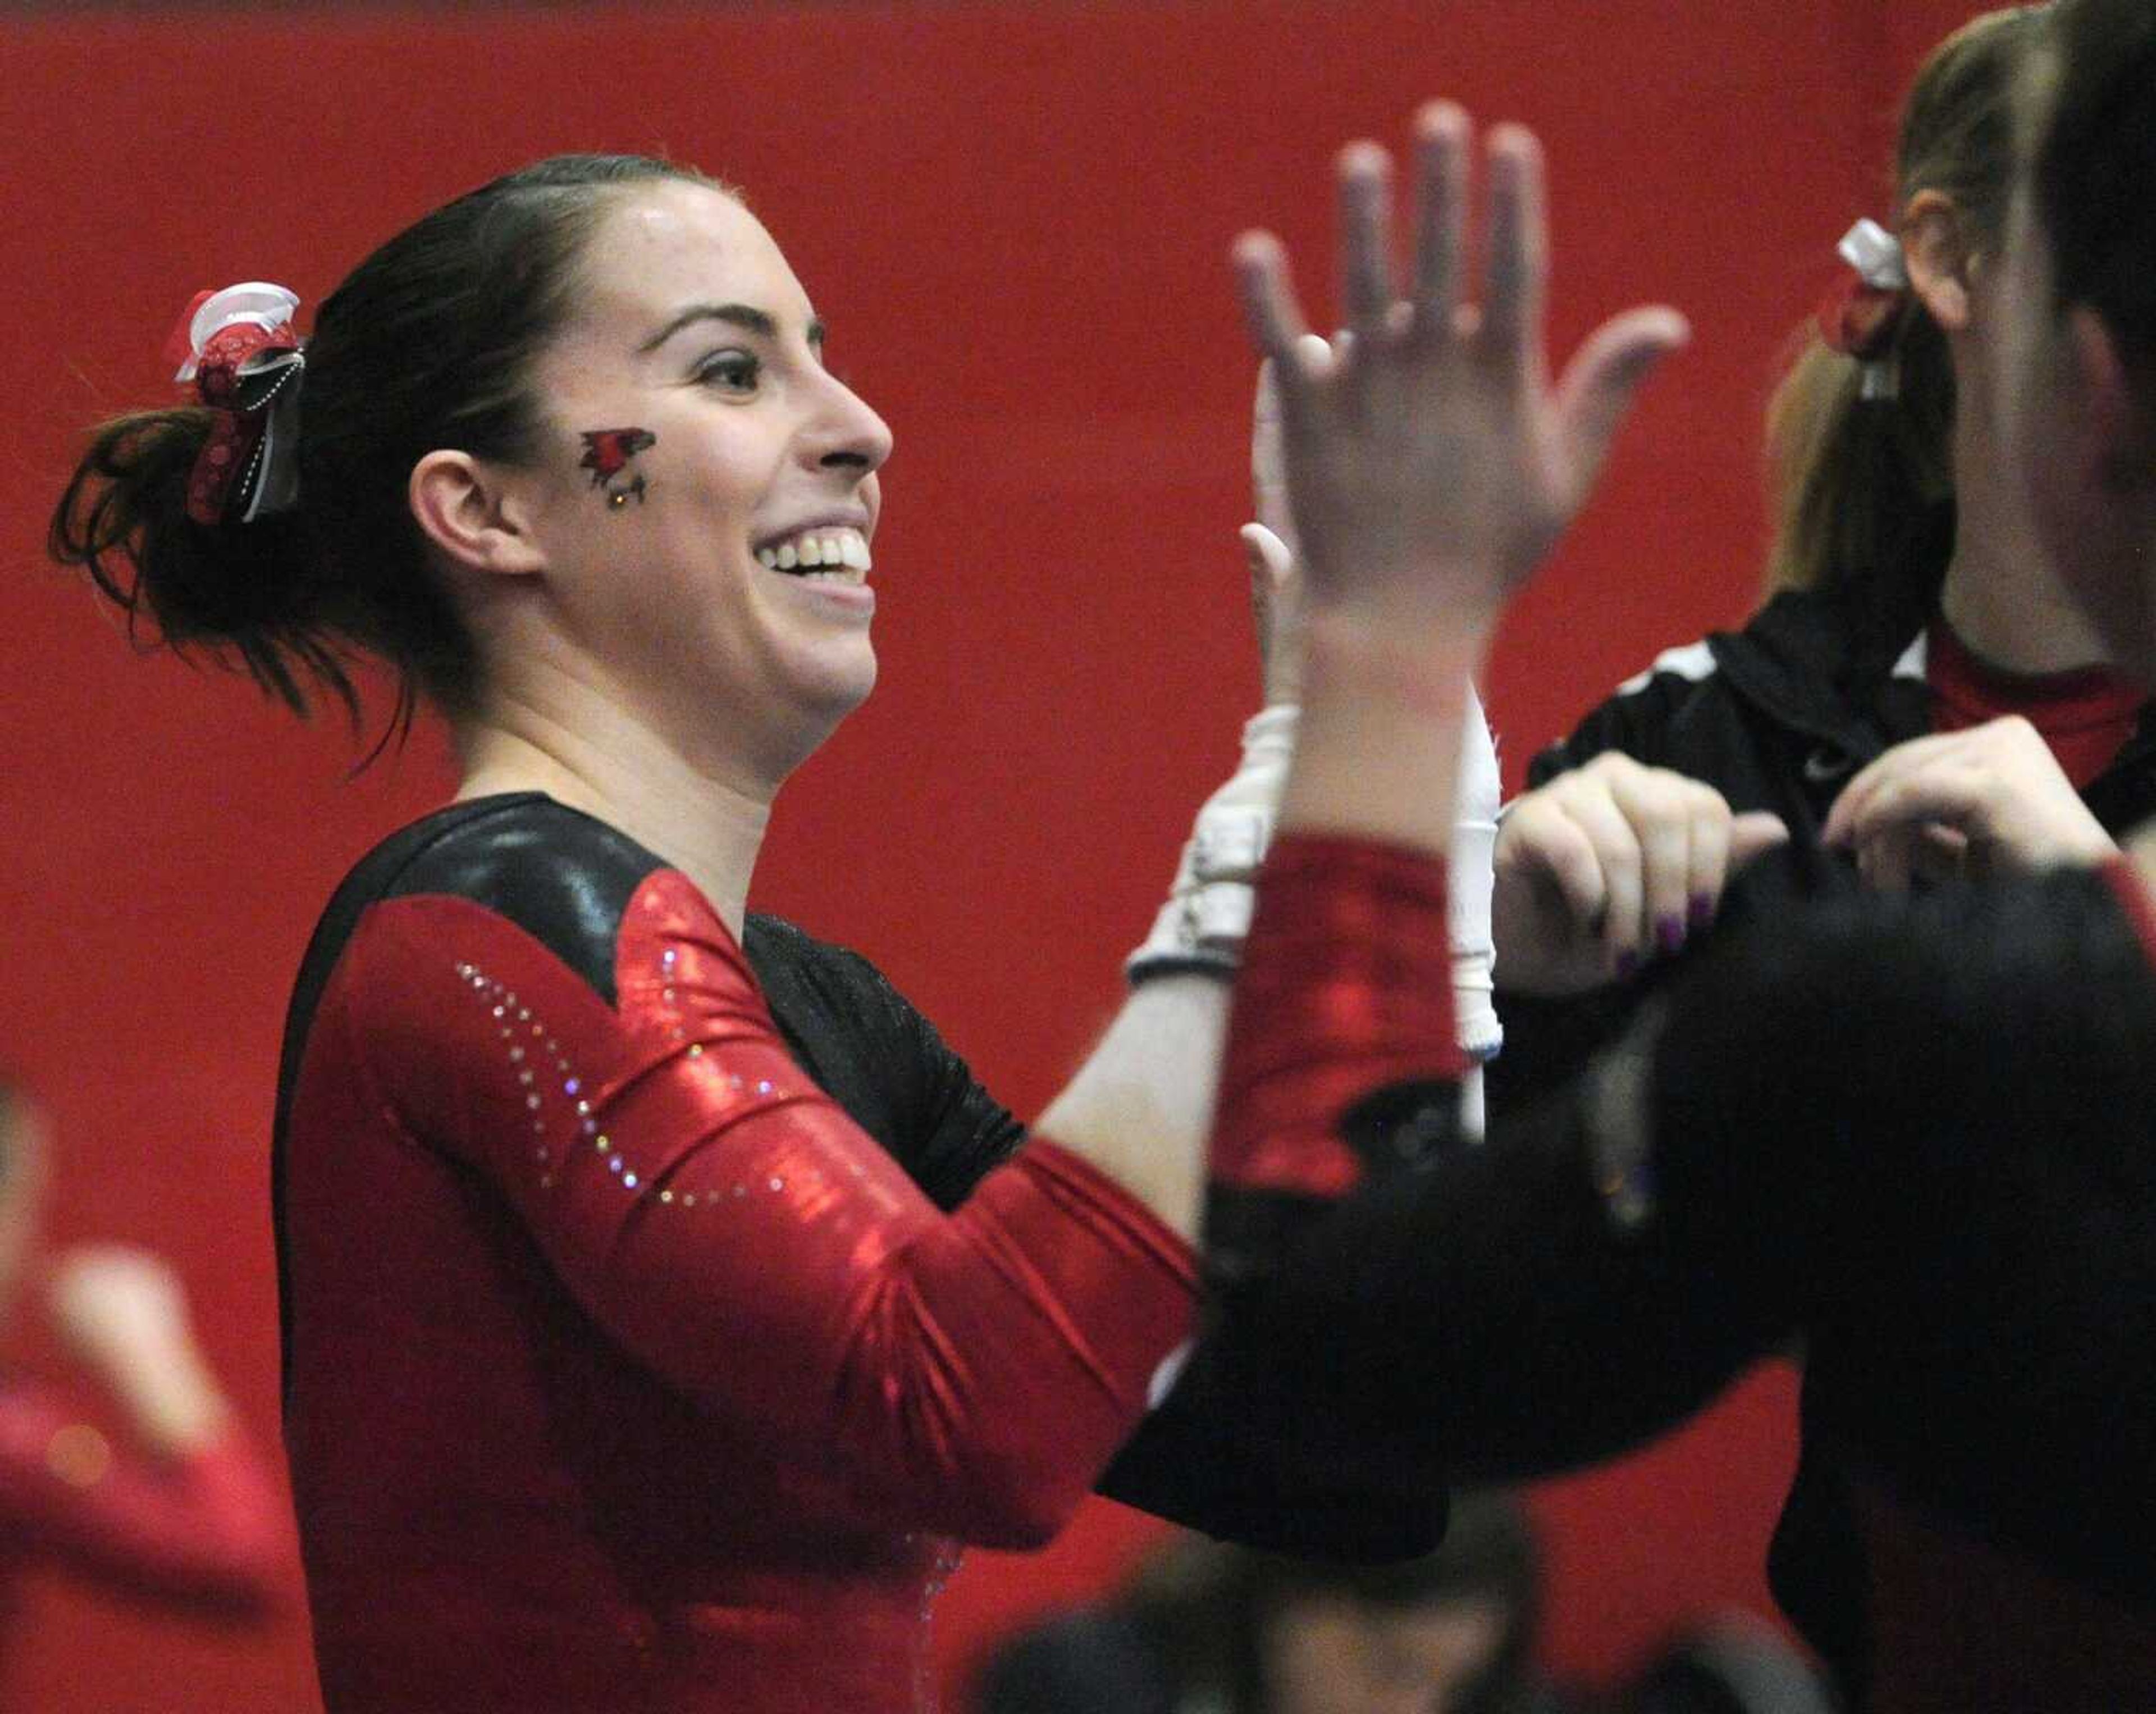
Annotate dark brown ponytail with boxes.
[53,406,333,715]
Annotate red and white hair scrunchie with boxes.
[163,282,306,526]
[1816,219,1910,400]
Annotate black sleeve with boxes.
[1194,865,2156,1565]
[1177,1075,1788,1492]
[1685,870,2156,1605]
[1097,1332,1452,1558]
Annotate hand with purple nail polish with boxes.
[1492,751,1789,994]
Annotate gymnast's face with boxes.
[509,181,893,781]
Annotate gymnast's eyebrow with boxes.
[638,303,826,353]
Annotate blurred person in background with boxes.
[0,1080,284,1628]
[978,1490,1569,1714]
[1488,4,2155,1092]
[980,1499,1834,1714]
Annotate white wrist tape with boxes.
[1129,683,1505,1065]
[1452,677,1504,1065]
[1126,705,1298,981]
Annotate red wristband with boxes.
[1214,833,1465,1198]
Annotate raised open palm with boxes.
[1232,103,1688,640]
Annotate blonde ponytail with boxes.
[1762,6,2044,597]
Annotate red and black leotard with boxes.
[1202,833,2156,1712]
[273,795,1213,1713]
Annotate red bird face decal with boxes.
[578,428,657,500]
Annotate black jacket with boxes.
[1527,568,2156,839]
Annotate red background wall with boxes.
[2,3,1986,1708]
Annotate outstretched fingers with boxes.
[1232,233,1334,393]
[1410,102,1471,333]
[1476,124,1548,366]
[1552,304,1691,495]
[1230,100,1690,630]
[1337,143,1397,341]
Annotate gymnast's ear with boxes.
[1902,189,1974,333]
[409,450,548,579]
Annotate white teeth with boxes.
[755,526,873,577]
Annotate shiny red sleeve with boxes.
[337,873,1197,1549]
[1214,834,1466,1198]
[0,1387,286,1616]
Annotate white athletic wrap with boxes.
[1127,684,1506,1086]
[1451,675,1504,1065]
[1126,704,1298,979]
